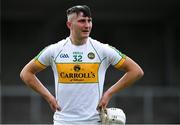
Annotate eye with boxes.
[88,19,92,22]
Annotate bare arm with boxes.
[98,56,144,108]
[20,59,60,112]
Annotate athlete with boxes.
[20,5,144,125]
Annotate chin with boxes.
[81,35,89,39]
[82,32,90,37]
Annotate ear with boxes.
[66,21,71,29]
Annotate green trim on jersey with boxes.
[109,45,126,58]
[34,47,47,60]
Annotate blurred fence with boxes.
[1,86,180,123]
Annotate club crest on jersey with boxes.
[88,52,95,59]
[59,53,69,58]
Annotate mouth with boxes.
[82,30,89,33]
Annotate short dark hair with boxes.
[66,5,91,17]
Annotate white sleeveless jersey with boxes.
[34,37,126,123]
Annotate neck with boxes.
[69,36,88,45]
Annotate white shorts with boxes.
[53,120,101,125]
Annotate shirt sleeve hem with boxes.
[34,59,47,69]
[114,56,126,69]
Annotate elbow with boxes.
[20,68,30,84]
[137,67,144,79]
[20,69,26,81]
[20,69,32,87]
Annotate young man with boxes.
[20,5,144,125]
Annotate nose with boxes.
[84,20,91,28]
[84,22,89,28]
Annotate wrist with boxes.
[105,89,114,98]
[44,93,55,103]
